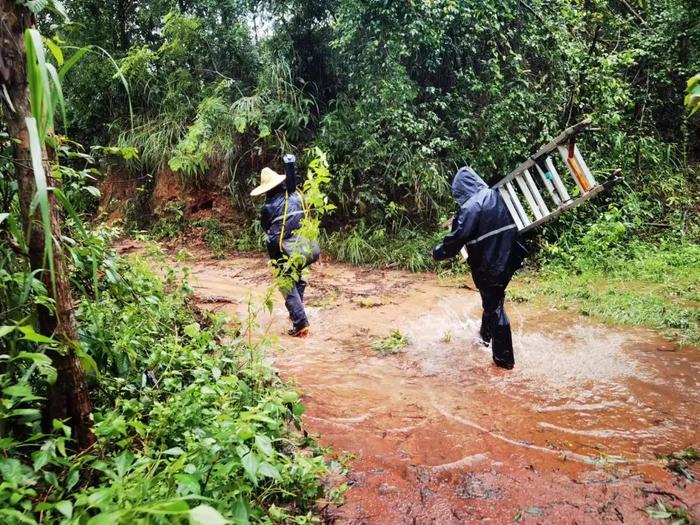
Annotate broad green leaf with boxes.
[189,505,229,525]
[3,383,33,398]
[87,512,123,525]
[9,408,41,418]
[48,0,68,20]
[43,37,64,66]
[84,185,101,198]
[254,435,273,457]
[25,116,55,289]
[0,325,15,338]
[232,499,249,525]
[15,352,51,364]
[240,452,259,482]
[18,325,57,344]
[25,29,53,137]
[59,47,90,80]
[45,62,67,131]
[113,451,134,478]
[258,462,282,482]
[175,473,201,495]
[87,487,114,507]
[21,0,49,15]
[55,500,73,519]
[147,499,189,514]
[183,323,200,338]
[279,390,299,403]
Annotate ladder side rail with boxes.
[515,174,544,220]
[545,157,571,202]
[494,159,534,188]
[530,118,592,161]
[499,187,525,230]
[524,169,550,216]
[535,163,562,206]
[506,182,531,226]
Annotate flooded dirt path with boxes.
[151,247,700,524]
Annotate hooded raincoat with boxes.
[433,167,523,287]
[433,167,526,368]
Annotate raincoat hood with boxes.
[452,167,488,207]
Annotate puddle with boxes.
[139,247,700,524]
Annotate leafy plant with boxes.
[661,448,700,482]
[646,500,694,525]
[372,330,410,355]
[686,74,700,115]
[0,240,333,524]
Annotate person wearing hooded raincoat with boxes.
[251,159,318,337]
[432,167,527,369]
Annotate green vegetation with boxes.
[3,1,698,523]
[1,233,332,523]
[646,500,696,525]
[372,330,411,355]
[532,225,700,344]
[29,0,695,347]
[660,448,699,482]
[49,0,697,236]
[0,8,333,522]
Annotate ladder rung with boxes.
[506,181,531,226]
[524,169,550,216]
[535,163,562,206]
[545,157,571,202]
[515,174,544,220]
[499,187,525,230]
[557,145,587,193]
[570,144,596,189]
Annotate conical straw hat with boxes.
[250,167,286,196]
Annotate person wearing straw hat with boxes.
[251,155,318,337]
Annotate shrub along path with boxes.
[131,242,700,524]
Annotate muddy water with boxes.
[161,249,700,524]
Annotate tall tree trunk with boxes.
[0,0,95,450]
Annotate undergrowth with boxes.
[0,233,335,524]
[533,237,700,345]
[323,225,445,273]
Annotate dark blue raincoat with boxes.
[432,167,521,288]
[259,169,310,331]
[261,187,305,261]
[433,167,526,369]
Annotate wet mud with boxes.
[147,246,700,524]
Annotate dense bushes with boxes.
[0,230,333,524]
[52,0,699,241]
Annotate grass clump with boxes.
[323,224,445,272]
[660,448,699,482]
[533,240,700,345]
[372,330,410,355]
